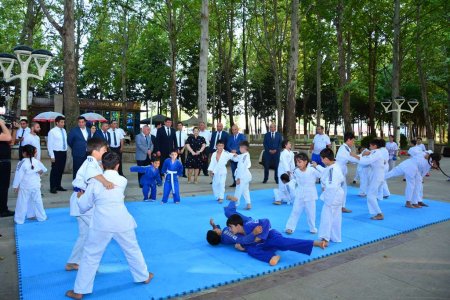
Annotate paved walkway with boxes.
[1,157,449,300]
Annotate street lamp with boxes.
[0,45,53,120]
[381,96,419,143]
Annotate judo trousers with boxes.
[142,183,157,200]
[234,179,251,206]
[161,178,180,203]
[285,200,316,233]
[386,167,421,204]
[212,173,227,200]
[246,230,314,263]
[318,204,342,242]
[73,228,149,294]
[367,179,383,215]
[67,215,91,264]
[14,188,47,224]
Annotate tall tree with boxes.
[197,0,209,123]
[391,0,401,140]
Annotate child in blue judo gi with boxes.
[161,150,184,204]
[207,200,325,266]
[130,160,162,201]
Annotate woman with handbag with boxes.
[185,127,206,184]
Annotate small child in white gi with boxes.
[377,139,391,199]
[208,140,234,203]
[65,138,114,272]
[65,151,152,299]
[273,173,296,205]
[285,153,322,234]
[353,146,370,197]
[12,145,47,224]
[227,141,252,210]
[317,148,345,246]
[277,139,295,191]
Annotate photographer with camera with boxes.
[0,119,14,218]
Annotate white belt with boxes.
[167,170,177,194]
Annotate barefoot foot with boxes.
[65,290,82,299]
[144,272,154,284]
[269,255,281,266]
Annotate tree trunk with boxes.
[121,2,129,129]
[198,0,209,124]
[316,49,322,126]
[391,0,401,139]
[416,4,434,150]
[224,1,235,126]
[367,27,377,135]
[242,0,249,134]
[167,0,178,123]
[285,0,299,143]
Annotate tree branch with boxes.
[37,0,63,34]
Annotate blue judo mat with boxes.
[15,187,450,300]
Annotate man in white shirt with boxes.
[151,122,162,137]
[48,116,68,194]
[198,121,211,176]
[310,126,331,167]
[16,119,30,160]
[22,122,42,160]
[108,120,125,175]
[175,121,188,177]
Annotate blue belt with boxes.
[73,187,85,193]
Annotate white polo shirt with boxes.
[312,134,331,155]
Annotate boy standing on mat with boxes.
[130,159,162,201]
[208,140,234,203]
[66,151,152,299]
[65,138,114,272]
[161,150,184,204]
[317,148,345,246]
[226,141,252,210]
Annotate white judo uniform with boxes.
[359,149,385,215]
[354,149,370,196]
[276,149,295,203]
[318,163,345,242]
[385,158,422,205]
[12,158,47,224]
[208,150,234,200]
[273,179,296,204]
[67,156,103,265]
[386,141,399,170]
[285,165,322,233]
[379,147,391,199]
[408,147,432,201]
[232,152,252,206]
[335,143,359,207]
[73,170,149,294]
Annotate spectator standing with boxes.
[210,122,229,154]
[226,124,247,187]
[175,121,188,177]
[108,120,125,176]
[22,122,42,160]
[155,118,177,175]
[0,119,13,217]
[262,123,282,184]
[135,125,153,187]
[16,119,30,160]
[310,126,331,167]
[47,116,68,194]
[198,121,211,176]
[94,122,111,144]
[68,116,91,179]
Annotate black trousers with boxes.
[263,151,280,182]
[178,148,186,176]
[18,146,23,160]
[137,156,151,186]
[110,147,123,176]
[50,151,67,190]
[72,155,87,179]
[158,152,170,175]
[202,146,210,175]
[0,160,11,213]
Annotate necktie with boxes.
[178,131,182,148]
[272,132,274,140]
[214,131,221,149]
[113,130,117,146]
[61,128,66,150]
[234,134,237,142]
[104,132,107,141]
[145,135,149,148]
[167,127,170,136]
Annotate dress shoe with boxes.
[0,210,15,217]
[229,183,236,188]
[50,189,57,194]
[262,180,268,184]
[182,175,187,178]
[57,187,67,191]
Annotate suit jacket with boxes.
[210,130,230,153]
[227,133,247,155]
[155,126,177,156]
[68,127,91,158]
[135,133,153,161]
[94,130,111,144]
[263,132,282,154]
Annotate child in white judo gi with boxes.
[285,152,322,234]
[335,132,360,213]
[227,141,252,210]
[274,140,295,203]
[272,173,296,205]
[378,139,391,199]
[317,148,345,246]
[12,145,47,224]
[65,151,152,300]
[353,146,370,197]
[358,139,385,220]
[208,140,234,203]
[65,138,114,272]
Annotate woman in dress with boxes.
[185,127,206,184]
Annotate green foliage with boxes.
[400,133,408,149]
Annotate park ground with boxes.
[1,153,450,300]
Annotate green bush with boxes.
[359,134,377,149]
[400,133,408,149]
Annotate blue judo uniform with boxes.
[130,165,162,201]
[222,202,315,263]
[161,158,183,203]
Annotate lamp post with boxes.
[0,45,53,120]
[381,96,419,143]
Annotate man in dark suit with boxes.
[94,122,111,144]
[68,116,91,179]
[263,123,282,184]
[226,124,247,187]
[210,122,229,154]
[155,118,177,174]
